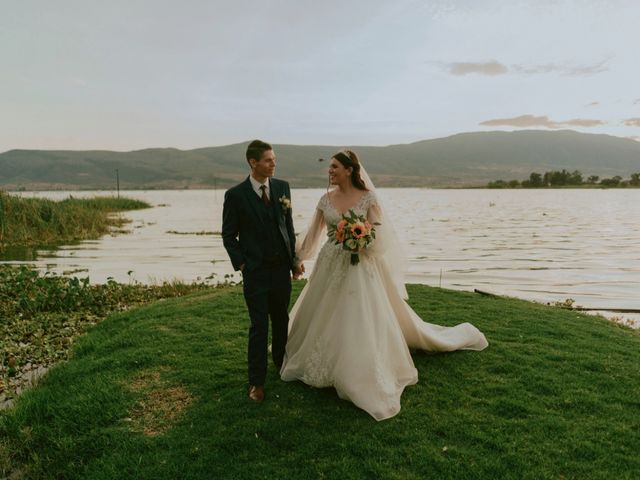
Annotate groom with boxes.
[222,139,302,403]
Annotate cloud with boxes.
[480,115,556,127]
[623,118,640,127]
[67,77,88,88]
[447,60,508,76]
[480,114,606,129]
[511,59,609,76]
[510,64,555,75]
[565,118,606,127]
[560,59,609,77]
[634,99,640,105]
[444,59,608,77]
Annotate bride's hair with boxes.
[332,150,368,191]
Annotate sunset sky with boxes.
[1,0,639,152]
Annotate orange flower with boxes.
[335,229,345,243]
[336,219,348,233]
[351,222,368,239]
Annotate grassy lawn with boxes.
[0,266,213,405]
[1,283,638,479]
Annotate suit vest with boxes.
[255,197,288,264]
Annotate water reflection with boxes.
[4,188,639,327]
[0,245,42,261]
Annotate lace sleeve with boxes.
[364,193,385,257]
[365,192,382,224]
[295,202,326,264]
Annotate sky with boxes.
[1,0,639,152]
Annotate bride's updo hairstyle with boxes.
[332,149,368,191]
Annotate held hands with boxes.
[292,263,305,280]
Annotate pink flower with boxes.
[336,219,348,233]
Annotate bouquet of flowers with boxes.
[328,209,379,265]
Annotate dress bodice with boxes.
[316,191,377,226]
[294,190,381,269]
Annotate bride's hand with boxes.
[292,263,305,279]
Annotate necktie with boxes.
[260,184,270,206]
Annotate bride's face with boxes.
[328,158,352,186]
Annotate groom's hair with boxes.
[246,140,273,164]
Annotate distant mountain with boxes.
[1,130,639,189]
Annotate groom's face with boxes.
[251,149,276,179]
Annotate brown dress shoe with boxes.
[248,385,265,403]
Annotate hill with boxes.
[1,130,640,189]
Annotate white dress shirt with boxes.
[249,175,270,201]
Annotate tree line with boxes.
[487,170,640,188]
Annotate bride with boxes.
[280,149,488,420]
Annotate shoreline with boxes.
[2,276,638,411]
[4,189,639,332]
[0,192,151,250]
[0,265,216,410]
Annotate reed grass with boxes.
[0,191,150,249]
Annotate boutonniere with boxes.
[279,195,291,211]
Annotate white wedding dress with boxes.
[280,191,488,421]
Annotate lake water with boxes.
[4,189,640,327]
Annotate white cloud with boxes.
[1,1,639,150]
[68,77,88,88]
[444,59,609,77]
[447,61,508,76]
[480,114,606,129]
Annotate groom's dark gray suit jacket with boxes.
[222,177,296,273]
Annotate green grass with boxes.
[0,266,214,403]
[0,191,150,249]
[1,284,639,479]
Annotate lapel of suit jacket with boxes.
[269,178,279,217]
[270,180,290,246]
[243,177,266,228]
[270,179,287,228]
